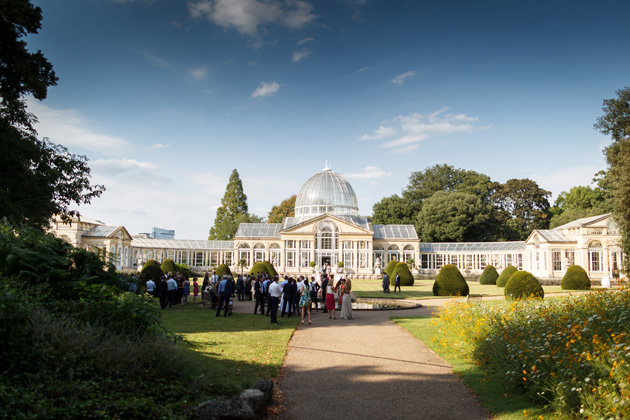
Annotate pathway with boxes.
[268,300,491,420]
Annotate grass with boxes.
[392,312,559,420]
[160,304,299,393]
[351,278,566,299]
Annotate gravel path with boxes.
[271,301,491,420]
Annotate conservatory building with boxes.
[50,165,624,283]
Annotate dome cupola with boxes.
[294,162,359,220]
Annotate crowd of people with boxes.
[140,269,356,324]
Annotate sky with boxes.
[26,0,630,240]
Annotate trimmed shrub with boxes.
[392,262,414,286]
[263,261,278,277]
[176,263,193,278]
[139,264,164,296]
[143,259,160,268]
[385,259,398,277]
[479,265,499,285]
[496,265,517,287]
[504,271,544,300]
[216,263,232,278]
[160,259,178,275]
[249,262,269,276]
[561,265,591,290]
[433,264,469,296]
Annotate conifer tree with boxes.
[208,169,260,240]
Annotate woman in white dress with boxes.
[340,279,353,320]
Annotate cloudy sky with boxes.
[28,0,629,239]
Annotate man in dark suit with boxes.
[394,272,401,292]
[281,278,297,317]
[215,275,234,317]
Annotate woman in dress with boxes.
[341,279,353,320]
[193,278,200,303]
[182,277,190,305]
[299,278,312,325]
[325,277,337,319]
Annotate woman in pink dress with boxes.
[193,278,200,303]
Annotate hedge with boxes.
[496,265,517,288]
[216,263,233,278]
[138,264,164,295]
[433,264,469,296]
[263,261,278,277]
[561,265,591,290]
[392,262,414,286]
[249,262,269,277]
[160,259,178,275]
[479,265,499,285]
[504,271,544,300]
[385,259,398,277]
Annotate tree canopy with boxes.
[403,164,492,204]
[0,0,103,229]
[595,86,630,273]
[372,194,419,225]
[267,195,296,223]
[208,169,261,240]
[415,191,498,242]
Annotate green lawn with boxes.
[161,304,299,394]
[352,278,566,299]
[392,314,560,420]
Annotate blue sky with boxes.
[28,0,629,239]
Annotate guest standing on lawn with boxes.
[299,278,312,325]
[325,278,337,319]
[268,276,281,324]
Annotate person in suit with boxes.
[394,272,401,292]
[320,275,329,312]
[215,275,234,317]
[383,273,390,293]
[253,275,265,314]
[236,275,245,301]
[281,278,297,317]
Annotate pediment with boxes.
[281,214,372,235]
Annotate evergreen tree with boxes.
[209,169,260,240]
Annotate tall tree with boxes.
[415,191,498,242]
[489,179,551,240]
[594,86,630,273]
[549,183,612,228]
[208,169,260,240]
[403,164,492,204]
[372,194,420,225]
[0,0,103,228]
[267,195,296,223]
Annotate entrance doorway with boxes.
[321,256,331,266]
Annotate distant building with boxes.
[152,227,175,240]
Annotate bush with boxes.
[392,262,414,286]
[139,264,164,295]
[263,261,278,277]
[160,258,178,275]
[216,263,232,278]
[433,264,469,296]
[143,259,160,268]
[561,265,591,290]
[249,262,269,276]
[385,259,398,277]
[176,263,194,278]
[479,265,499,285]
[496,265,517,287]
[504,271,544,300]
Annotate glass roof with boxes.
[418,242,526,252]
[373,225,418,240]
[235,223,282,238]
[131,238,234,250]
[294,166,359,219]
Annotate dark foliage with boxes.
[496,265,517,288]
[263,261,278,277]
[479,265,499,285]
[433,264,469,296]
[561,265,591,290]
[392,262,414,286]
[504,271,544,300]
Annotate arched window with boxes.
[269,244,281,267]
[238,243,251,266]
[253,243,265,263]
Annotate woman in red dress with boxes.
[325,276,337,319]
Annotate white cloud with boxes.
[188,0,315,36]
[392,70,415,85]
[357,66,369,72]
[189,66,208,81]
[359,125,396,141]
[251,81,281,98]
[151,143,170,149]
[27,98,129,155]
[359,107,484,153]
[91,158,158,175]
[344,166,392,180]
[292,48,311,62]
[298,37,315,45]
[143,52,170,67]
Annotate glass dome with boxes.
[294,164,359,220]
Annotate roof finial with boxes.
[324,160,330,171]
